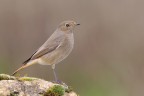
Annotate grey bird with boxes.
[12,20,80,82]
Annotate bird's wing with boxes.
[23,42,60,65]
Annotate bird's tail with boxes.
[12,59,38,76]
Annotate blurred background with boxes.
[0,0,144,96]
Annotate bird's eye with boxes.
[65,24,70,27]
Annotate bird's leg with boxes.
[52,65,60,83]
[52,65,67,87]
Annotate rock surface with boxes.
[0,74,78,96]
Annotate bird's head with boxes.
[58,20,80,33]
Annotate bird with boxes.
[12,20,80,82]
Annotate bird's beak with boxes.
[76,23,80,26]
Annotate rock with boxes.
[0,74,78,96]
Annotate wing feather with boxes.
[23,30,64,65]
[23,42,60,65]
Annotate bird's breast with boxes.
[39,33,74,65]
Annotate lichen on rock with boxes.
[0,74,78,96]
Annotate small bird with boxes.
[12,20,80,82]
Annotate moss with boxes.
[10,91,19,96]
[65,86,73,93]
[0,74,38,81]
[44,85,65,96]
[0,74,15,80]
[18,77,37,81]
